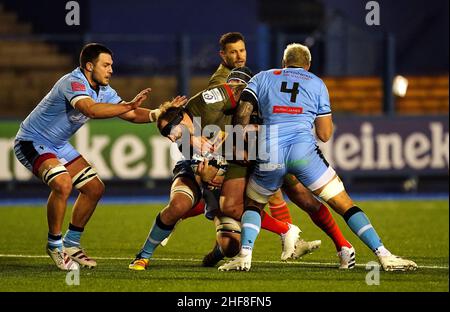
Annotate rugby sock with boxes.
[181,200,205,220]
[63,223,84,248]
[261,210,290,234]
[48,233,63,251]
[211,243,225,259]
[240,210,262,254]
[269,201,293,224]
[344,206,383,252]
[139,213,174,259]
[308,204,352,251]
[374,245,392,257]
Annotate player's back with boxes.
[246,67,330,146]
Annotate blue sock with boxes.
[344,206,383,252]
[240,210,262,253]
[139,214,174,259]
[212,244,224,259]
[48,232,63,251]
[63,223,84,248]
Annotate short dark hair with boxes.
[79,43,113,69]
[219,32,245,51]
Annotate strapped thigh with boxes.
[214,216,241,235]
[171,185,197,206]
[42,165,69,185]
[72,166,99,189]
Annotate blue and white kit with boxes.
[14,67,121,173]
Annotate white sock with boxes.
[375,246,392,257]
[240,246,252,257]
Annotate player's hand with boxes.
[160,96,188,113]
[197,159,218,183]
[129,88,151,109]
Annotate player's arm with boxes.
[315,81,333,142]
[235,100,253,126]
[234,93,256,128]
[314,115,333,142]
[119,95,187,123]
[74,88,151,119]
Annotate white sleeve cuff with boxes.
[70,95,91,108]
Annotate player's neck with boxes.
[80,68,100,91]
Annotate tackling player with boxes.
[206,33,355,268]
[219,43,418,272]
[128,68,308,270]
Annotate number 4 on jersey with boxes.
[280,81,299,103]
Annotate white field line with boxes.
[0,254,447,270]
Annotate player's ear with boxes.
[87,62,94,72]
[219,50,226,62]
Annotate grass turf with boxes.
[0,200,448,292]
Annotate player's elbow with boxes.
[316,128,333,142]
[317,132,331,142]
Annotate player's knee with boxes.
[50,175,73,198]
[287,188,321,213]
[81,178,105,200]
[167,198,193,220]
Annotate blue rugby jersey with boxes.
[243,67,331,147]
[16,67,122,146]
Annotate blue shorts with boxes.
[14,140,80,175]
[250,143,335,195]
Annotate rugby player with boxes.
[205,33,355,268]
[128,68,308,270]
[14,43,186,271]
[218,43,418,272]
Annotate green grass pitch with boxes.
[0,200,448,292]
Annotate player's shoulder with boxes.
[101,83,118,94]
[259,68,280,77]
[296,69,326,91]
[246,69,273,84]
[66,67,87,83]
[308,71,325,85]
[254,68,286,81]
[59,68,89,90]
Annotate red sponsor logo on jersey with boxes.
[273,106,303,114]
[273,70,282,75]
[71,81,86,92]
